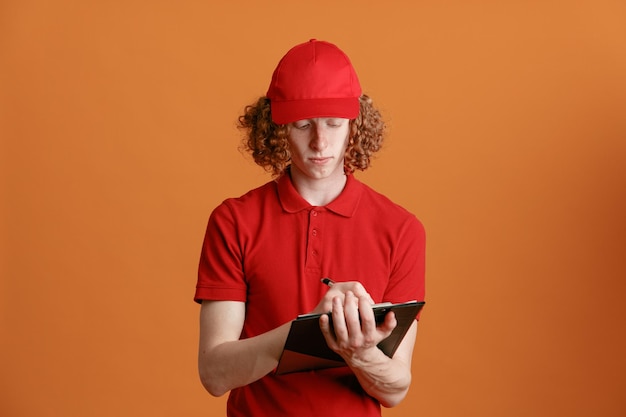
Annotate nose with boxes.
[310,124,328,151]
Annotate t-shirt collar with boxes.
[276,170,361,218]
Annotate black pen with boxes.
[321,277,335,287]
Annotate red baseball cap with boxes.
[266,39,362,124]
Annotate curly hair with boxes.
[238,95,385,177]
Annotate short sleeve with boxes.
[194,202,248,303]
[384,215,426,315]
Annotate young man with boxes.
[194,39,425,417]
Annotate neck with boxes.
[288,167,348,206]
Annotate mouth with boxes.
[309,157,332,165]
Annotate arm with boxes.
[197,300,291,397]
[319,290,418,408]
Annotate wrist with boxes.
[346,345,387,370]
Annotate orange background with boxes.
[1,1,625,416]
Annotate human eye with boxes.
[326,119,344,128]
[293,121,311,130]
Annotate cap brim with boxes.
[270,97,360,125]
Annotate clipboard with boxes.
[276,300,425,375]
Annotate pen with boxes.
[321,277,335,287]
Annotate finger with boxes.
[377,310,398,339]
[343,292,363,340]
[347,282,375,304]
[324,286,346,302]
[330,295,348,342]
[329,282,375,305]
[319,313,337,346]
[358,295,377,334]
[314,289,345,315]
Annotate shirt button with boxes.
[311,210,318,217]
[312,229,318,236]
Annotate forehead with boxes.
[290,117,349,124]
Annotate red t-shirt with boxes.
[195,173,425,417]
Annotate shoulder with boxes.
[353,178,425,236]
[357,179,418,217]
[207,180,278,228]
[216,180,277,212]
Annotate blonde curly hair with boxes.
[238,95,385,177]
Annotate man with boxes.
[195,39,425,417]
